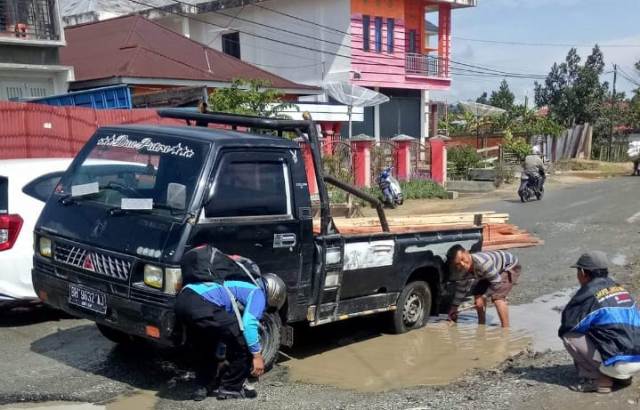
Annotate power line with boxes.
[453,36,640,48]
[252,3,350,37]
[237,1,549,77]
[175,0,547,78]
[616,66,640,87]
[252,4,640,51]
[216,35,545,80]
[126,0,547,80]
[253,62,324,69]
[126,0,401,70]
[191,3,360,58]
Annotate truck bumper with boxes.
[32,265,179,346]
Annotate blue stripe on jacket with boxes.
[573,305,640,334]
[604,354,640,366]
[185,280,266,354]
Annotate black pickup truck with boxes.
[32,110,482,367]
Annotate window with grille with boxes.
[6,86,23,99]
[0,0,59,41]
[374,17,382,53]
[222,32,241,59]
[29,87,47,97]
[386,18,394,53]
[362,15,370,51]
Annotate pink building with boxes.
[348,0,476,140]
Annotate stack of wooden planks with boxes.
[329,211,509,231]
[319,211,543,250]
[482,223,543,251]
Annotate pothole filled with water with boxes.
[284,320,530,392]
[285,289,577,392]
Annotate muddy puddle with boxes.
[0,390,158,410]
[501,288,574,351]
[284,319,530,392]
[285,289,577,392]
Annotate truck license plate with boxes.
[68,284,107,315]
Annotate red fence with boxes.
[0,101,183,159]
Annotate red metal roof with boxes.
[61,15,318,92]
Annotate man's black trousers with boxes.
[175,288,252,391]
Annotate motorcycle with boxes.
[518,172,544,202]
[377,166,403,208]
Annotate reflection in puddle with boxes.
[102,389,158,410]
[485,289,575,352]
[0,404,98,410]
[0,390,158,410]
[285,320,530,392]
[510,289,575,351]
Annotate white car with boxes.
[0,158,72,305]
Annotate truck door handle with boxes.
[273,233,297,248]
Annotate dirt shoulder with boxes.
[358,173,597,218]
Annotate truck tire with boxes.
[259,312,282,370]
[390,281,432,334]
[96,323,142,346]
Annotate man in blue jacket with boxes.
[175,245,285,401]
[559,251,640,393]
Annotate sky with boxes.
[432,0,640,105]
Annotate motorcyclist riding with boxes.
[522,146,546,194]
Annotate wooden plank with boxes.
[483,241,544,251]
[331,212,508,228]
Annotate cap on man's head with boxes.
[571,251,608,271]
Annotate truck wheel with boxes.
[259,312,282,370]
[391,281,432,334]
[96,323,141,345]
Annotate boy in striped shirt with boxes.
[446,245,521,327]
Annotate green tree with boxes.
[476,91,489,104]
[208,78,295,118]
[534,46,608,126]
[489,79,515,111]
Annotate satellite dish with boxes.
[324,82,390,139]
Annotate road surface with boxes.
[0,176,637,409]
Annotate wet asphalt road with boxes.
[482,176,639,304]
[0,176,638,409]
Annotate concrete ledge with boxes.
[446,180,496,193]
[446,191,459,199]
[468,168,497,181]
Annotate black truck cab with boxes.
[32,111,482,367]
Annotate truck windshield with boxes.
[58,132,209,218]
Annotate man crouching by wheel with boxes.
[175,244,285,401]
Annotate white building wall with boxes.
[156,0,352,93]
[0,65,73,100]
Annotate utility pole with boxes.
[609,64,617,160]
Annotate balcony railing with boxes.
[0,0,60,42]
[405,53,448,78]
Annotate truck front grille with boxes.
[54,243,131,281]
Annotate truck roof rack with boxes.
[157,109,315,133]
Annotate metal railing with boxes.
[405,53,447,78]
[0,0,60,41]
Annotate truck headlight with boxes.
[39,237,52,258]
[144,264,163,289]
[164,267,182,295]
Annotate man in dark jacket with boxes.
[523,147,546,193]
[175,245,285,401]
[559,251,640,393]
